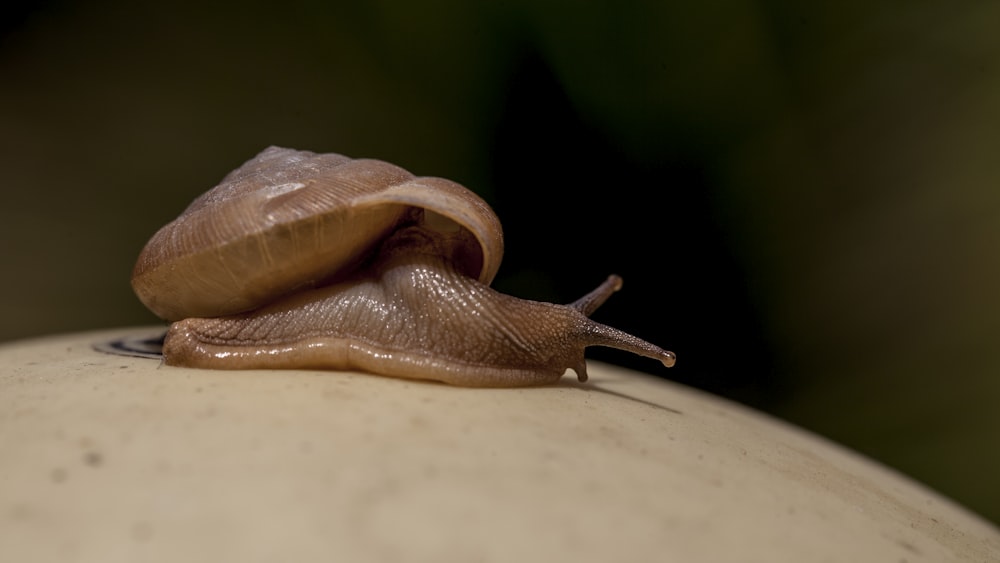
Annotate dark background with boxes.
[2,1,998,523]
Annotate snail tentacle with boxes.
[569,274,623,316]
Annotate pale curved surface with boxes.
[0,328,997,563]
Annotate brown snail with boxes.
[132,146,675,387]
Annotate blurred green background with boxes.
[2,1,998,524]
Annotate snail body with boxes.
[133,147,674,387]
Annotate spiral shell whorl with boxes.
[131,147,503,321]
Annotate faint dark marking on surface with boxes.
[92,332,165,359]
[84,451,103,467]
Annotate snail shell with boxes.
[132,146,674,387]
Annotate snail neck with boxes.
[373,231,676,382]
[376,224,486,282]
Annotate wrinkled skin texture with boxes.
[164,229,675,387]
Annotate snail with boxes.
[131,146,675,387]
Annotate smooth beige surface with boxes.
[1,328,997,563]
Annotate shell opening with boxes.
[422,210,463,233]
